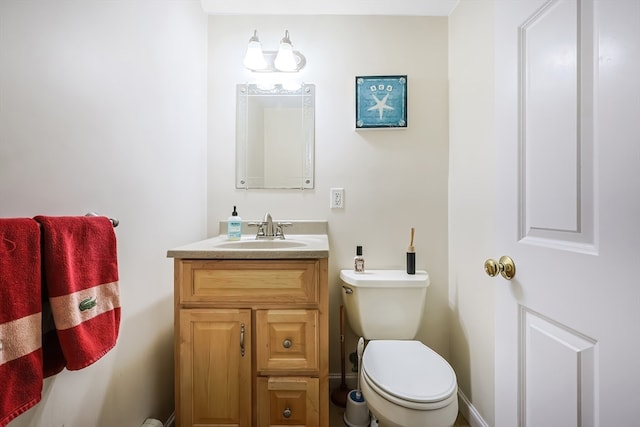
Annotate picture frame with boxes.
[355,75,407,129]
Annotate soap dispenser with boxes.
[227,206,242,240]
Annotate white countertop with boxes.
[167,221,329,259]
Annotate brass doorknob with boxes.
[484,256,516,280]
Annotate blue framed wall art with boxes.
[355,75,407,129]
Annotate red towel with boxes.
[34,215,120,372]
[0,218,42,427]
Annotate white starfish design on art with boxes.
[368,93,394,119]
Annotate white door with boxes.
[493,1,640,426]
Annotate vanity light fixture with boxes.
[274,30,298,71]
[242,30,267,70]
[243,29,306,73]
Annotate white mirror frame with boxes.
[236,83,315,189]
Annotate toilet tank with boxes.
[340,269,430,340]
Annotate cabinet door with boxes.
[257,377,319,427]
[178,309,251,427]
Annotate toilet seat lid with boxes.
[362,340,457,404]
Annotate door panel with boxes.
[494,0,640,425]
[522,308,596,426]
[519,0,596,250]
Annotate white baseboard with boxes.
[457,389,489,427]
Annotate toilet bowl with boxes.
[340,270,459,427]
[360,340,458,427]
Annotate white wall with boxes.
[206,16,451,374]
[0,1,208,425]
[449,1,495,425]
[1,4,499,425]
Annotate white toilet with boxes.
[341,269,458,427]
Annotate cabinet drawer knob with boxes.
[282,339,292,349]
[283,407,292,418]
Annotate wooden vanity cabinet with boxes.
[174,258,328,427]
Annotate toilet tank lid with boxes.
[340,269,430,288]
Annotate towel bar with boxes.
[85,212,119,227]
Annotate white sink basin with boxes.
[215,239,307,249]
[167,232,329,259]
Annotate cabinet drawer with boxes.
[256,309,319,373]
[178,260,319,305]
[257,377,319,427]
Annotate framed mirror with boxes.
[236,83,315,189]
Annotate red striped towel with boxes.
[34,215,120,371]
[0,218,42,427]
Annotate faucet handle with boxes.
[248,221,266,237]
[274,222,292,239]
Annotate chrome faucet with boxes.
[263,213,274,237]
[248,213,291,239]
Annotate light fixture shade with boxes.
[274,30,298,72]
[243,30,267,70]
